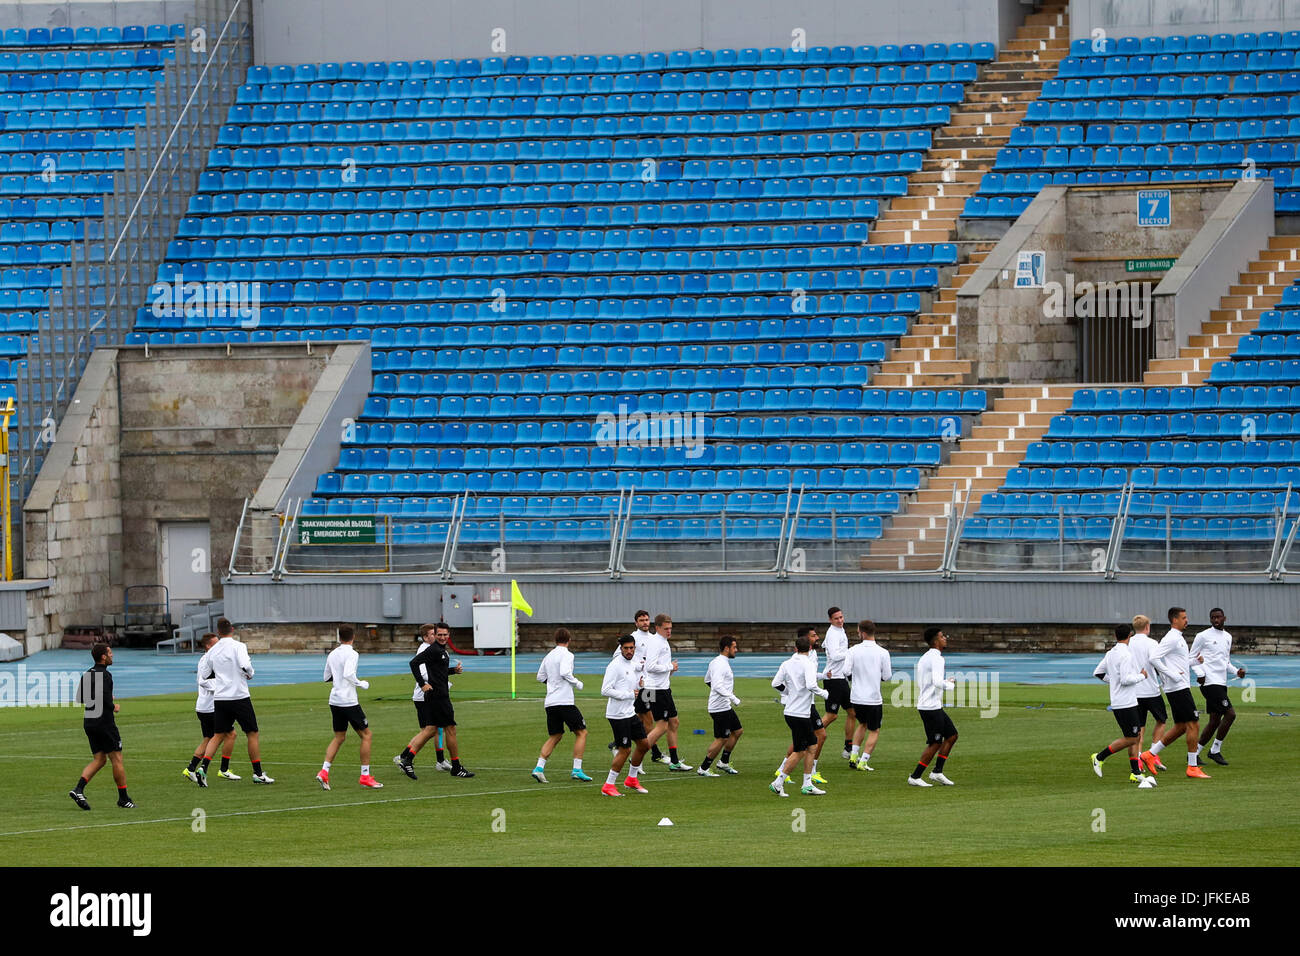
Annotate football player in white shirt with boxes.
[769,631,830,797]
[697,636,743,776]
[844,619,891,771]
[1129,614,1168,771]
[909,627,958,787]
[606,611,659,759]
[1089,624,1153,784]
[643,613,692,771]
[1141,607,1212,779]
[601,634,650,796]
[822,607,857,760]
[774,628,829,785]
[316,626,381,790]
[532,628,590,783]
[195,618,273,786]
[183,632,238,783]
[1191,607,1247,766]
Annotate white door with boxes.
[161,522,213,623]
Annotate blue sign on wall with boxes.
[1137,189,1171,227]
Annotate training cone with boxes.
[657,817,674,827]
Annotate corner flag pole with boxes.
[510,580,533,700]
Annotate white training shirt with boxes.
[602,653,640,720]
[1189,627,1242,686]
[1149,628,1192,692]
[203,636,254,701]
[844,640,892,705]
[1093,642,1145,710]
[195,648,217,714]
[536,644,582,706]
[611,628,652,679]
[776,653,821,718]
[915,647,954,711]
[642,631,673,690]
[823,624,849,679]
[704,653,739,714]
[1128,631,1163,699]
[324,642,368,707]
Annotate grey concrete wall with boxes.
[23,350,124,650]
[0,0,196,29]
[117,344,333,603]
[1070,0,1300,41]
[252,0,1019,65]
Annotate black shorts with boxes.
[546,704,586,735]
[1165,687,1199,724]
[785,713,818,752]
[810,705,824,731]
[823,678,851,714]
[920,708,957,744]
[84,724,122,755]
[633,690,651,715]
[1200,684,1233,715]
[608,715,647,749]
[1112,705,1142,738]
[710,708,743,739]
[647,687,677,722]
[197,710,216,738]
[1136,695,1167,725]
[415,696,456,729]
[213,697,258,734]
[853,702,884,731]
[331,704,369,733]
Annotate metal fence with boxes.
[8,0,253,571]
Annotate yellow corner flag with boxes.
[510,579,533,616]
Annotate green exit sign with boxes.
[1126,257,1177,272]
[298,516,377,544]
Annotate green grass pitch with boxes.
[1,675,1296,866]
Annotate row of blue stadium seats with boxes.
[165,240,956,269]
[1042,74,1300,102]
[994,142,1300,168]
[0,289,47,309]
[369,343,893,372]
[0,243,68,264]
[1025,439,1300,465]
[163,221,883,254]
[964,515,1282,540]
[339,411,975,447]
[0,67,163,92]
[0,89,154,109]
[1057,51,1300,78]
[1070,385,1300,412]
[1028,92,1300,122]
[358,390,984,418]
[1048,412,1300,438]
[1011,118,1300,146]
[249,45,996,85]
[0,25,182,46]
[0,221,88,242]
[0,152,124,174]
[0,173,114,194]
[1236,334,1300,357]
[0,108,149,130]
[0,130,131,153]
[238,65,976,104]
[307,466,924,493]
[0,266,57,287]
[0,334,31,354]
[1257,309,1300,332]
[1208,359,1300,382]
[980,165,1300,196]
[0,50,174,73]
[205,135,932,170]
[368,363,885,391]
[306,490,902,516]
[1003,465,1300,490]
[216,114,951,147]
[335,442,945,473]
[1070,33,1300,56]
[233,84,969,114]
[981,490,1296,516]
[161,262,940,290]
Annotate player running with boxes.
[602,634,651,796]
[844,619,891,771]
[1129,614,1168,773]
[69,643,134,810]
[909,627,957,787]
[195,618,273,786]
[395,622,474,779]
[317,625,381,791]
[532,628,590,783]
[775,627,828,785]
[1190,608,1246,766]
[607,611,656,757]
[822,607,856,760]
[1090,624,1154,785]
[1141,607,1211,779]
[643,613,692,770]
[697,636,743,776]
[770,631,830,797]
[183,632,237,782]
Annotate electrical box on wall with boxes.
[440,586,473,628]
[382,584,401,618]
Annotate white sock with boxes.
[629,763,642,777]
[850,745,860,757]
[1150,740,1166,756]
[1210,739,1222,755]
[361,764,369,775]
[322,761,331,771]
[863,751,871,762]
[606,770,618,785]
[537,756,547,769]
[812,760,819,773]
[803,773,813,787]
[1188,752,1198,767]
[573,758,582,770]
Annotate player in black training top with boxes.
[69,643,134,810]
[394,622,474,778]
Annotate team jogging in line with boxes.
[65,606,1247,809]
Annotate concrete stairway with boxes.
[1143,235,1300,386]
